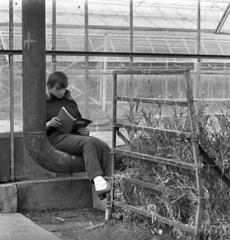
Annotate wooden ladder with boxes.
[109,69,205,240]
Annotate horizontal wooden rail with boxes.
[122,177,198,202]
[113,201,195,234]
[115,96,188,107]
[115,123,192,139]
[114,148,195,170]
[122,176,177,194]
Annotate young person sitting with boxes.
[46,71,111,200]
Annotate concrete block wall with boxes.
[0,176,94,213]
[0,184,17,213]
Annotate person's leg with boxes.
[85,136,112,199]
[88,136,112,177]
[52,134,111,199]
[52,134,106,182]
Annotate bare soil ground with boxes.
[22,208,161,240]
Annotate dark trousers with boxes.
[52,134,111,182]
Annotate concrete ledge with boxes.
[0,174,107,213]
[15,176,93,211]
[0,213,61,240]
[0,184,17,213]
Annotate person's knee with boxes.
[85,138,97,148]
[104,143,111,152]
[99,140,111,152]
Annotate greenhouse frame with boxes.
[0,1,230,240]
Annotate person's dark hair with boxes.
[47,71,68,89]
[46,71,72,100]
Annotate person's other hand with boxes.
[78,127,90,136]
[47,117,62,129]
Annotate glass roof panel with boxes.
[0,0,229,63]
[0,0,229,32]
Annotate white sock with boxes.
[94,176,107,191]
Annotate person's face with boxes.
[49,83,67,99]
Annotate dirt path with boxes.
[22,208,160,240]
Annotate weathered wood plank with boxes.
[114,201,195,234]
[116,96,188,107]
[115,123,192,139]
[114,148,195,170]
[185,71,204,240]
[122,177,198,203]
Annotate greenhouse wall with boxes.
[0,0,230,132]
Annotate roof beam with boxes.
[214,3,230,34]
[0,22,220,35]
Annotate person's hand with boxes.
[46,117,62,129]
[78,127,90,136]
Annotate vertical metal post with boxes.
[109,71,117,220]
[185,71,204,240]
[9,0,14,181]
[52,0,57,72]
[112,72,117,158]
[102,33,108,114]
[195,0,201,98]
[129,0,136,122]
[130,0,134,93]
[99,61,103,105]
[84,0,89,117]
[22,0,46,133]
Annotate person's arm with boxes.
[46,121,52,130]
[46,117,62,130]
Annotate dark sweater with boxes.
[46,96,82,144]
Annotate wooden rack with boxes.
[109,69,204,240]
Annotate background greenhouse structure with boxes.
[0,1,230,240]
[0,0,230,129]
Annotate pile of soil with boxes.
[22,207,161,240]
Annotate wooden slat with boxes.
[122,177,198,202]
[185,70,204,239]
[115,123,192,139]
[114,201,195,234]
[122,177,179,195]
[114,148,195,170]
[115,96,188,107]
